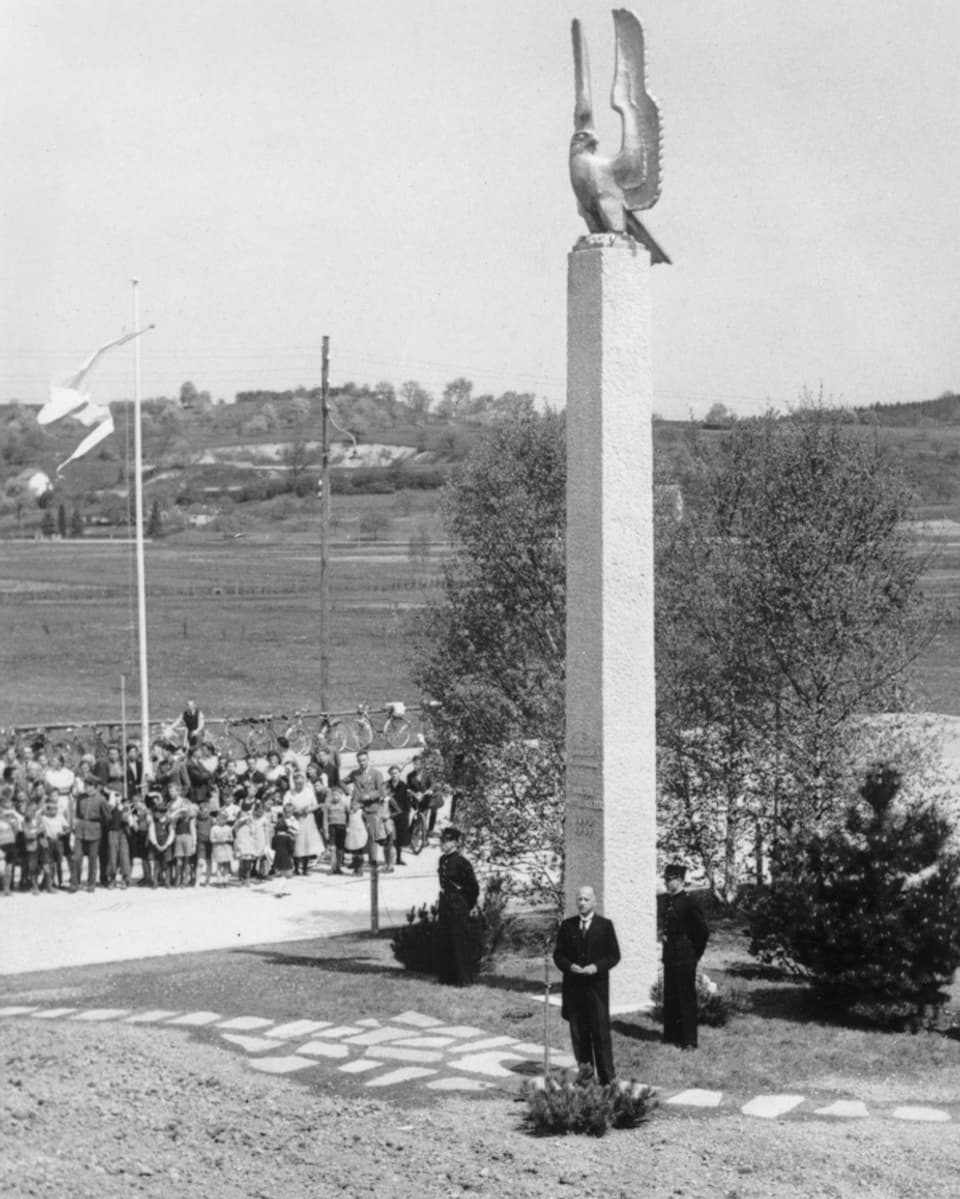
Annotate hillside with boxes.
[5,388,960,539]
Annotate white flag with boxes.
[40,326,153,473]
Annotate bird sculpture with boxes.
[569,9,670,264]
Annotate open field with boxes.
[0,534,445,727]
[5,514,960,729]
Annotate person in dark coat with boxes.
[660,862,709,1049]
[436,826,480,986]
[553,885,621,1084]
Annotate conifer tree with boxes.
[750,765,960,1027]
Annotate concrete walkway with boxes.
[0,848,441,975]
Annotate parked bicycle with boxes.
[315,711,350,753]
[351,701,411,750]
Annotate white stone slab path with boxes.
[1,1004,956,1122]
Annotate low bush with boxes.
[522,1076,658,1137]
[390,873,514,976]
[648,966,737,1027]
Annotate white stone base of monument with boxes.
[565,233,658,1014]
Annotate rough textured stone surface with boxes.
[565,234,658,1011]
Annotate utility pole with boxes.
[319,336,330,714]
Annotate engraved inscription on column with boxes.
[568,734,602,839]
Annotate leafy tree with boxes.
[400,380,433,421]
[56,502,67,538]
[656,406,937,897]
[69,507,84,538]
[749,765,960,1028]
[411,413,565,894]
[41,510,56,538]
[179,381,198,408]
[358,509,391,541]
[282,436,319,485]
[437,377,473,421]
[147,498,164,539]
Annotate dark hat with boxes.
[664,862,686,881]
[440,826,462,843]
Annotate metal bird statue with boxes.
[569,9,670,264]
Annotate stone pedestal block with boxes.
[565,234,658,1013]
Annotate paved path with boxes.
[0,850,442,975]
[1,1001,957,1124]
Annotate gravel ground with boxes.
[3,1019,959,1199]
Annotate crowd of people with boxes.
[0,723,445,896]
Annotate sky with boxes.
[1,0,959,419]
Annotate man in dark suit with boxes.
[661,862,709,1049]
[553,885,621,1084]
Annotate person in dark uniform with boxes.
[386,765,411,865]
[553,885,621,1084]
[436,826,480,986]
[660,862,709,1049]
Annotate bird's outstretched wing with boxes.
[610,8,662,211]
[571,18,594,133]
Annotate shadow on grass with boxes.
[237,945,402,978]
[610,1019,661,1044]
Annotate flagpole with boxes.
[132,279,150,782]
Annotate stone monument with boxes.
[564,9,667,1011]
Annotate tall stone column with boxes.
[565,232,658,1013]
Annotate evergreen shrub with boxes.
[749,765,960,1029]
[522,1077,658,1137]
[390,874,513,975]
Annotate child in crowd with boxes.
[21,801,42,894]
[40,793,67,891]
[210,810,234,885]
[233,803,257,884]
[325,785,350,875]
[272,801,298,879]
[194,799,213,886]
[250,800,272,880]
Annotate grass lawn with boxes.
[34,908,955,1111]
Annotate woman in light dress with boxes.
[289,769,322,875]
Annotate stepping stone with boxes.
[266,1020,332,1039]
[340,1058,383,1075]
[217,1016,274,1032]
[297,1041,350,1060]
[167,1011,222,1027]
[125,1010,181,1024]
[892,1105,950,1122]
[741,1094,805,1119]
[392,1010,444,1028]
[438,1025,488,1039]
[221,1034,279,1054]
[343,1027,410,1047]
[247,1055,316,1075]
[355,1017,381,1028]
[365,1066,437,1088]
[511,1042,559,1057]
[31,1008,77,1019]
[814,1100,869,1119]
[447,1035,518,1054]
[306,1025,362,1039]
[451,1050,525,1079]
[70,1009,131,1022]
[0,1006,37,1017]
[427,1077,497,1092]
[667,1089,724,1108]
[389,1036,457,1049]
[362,1046,443,1064]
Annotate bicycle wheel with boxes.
[383,716,411,749]
[245,724,274,756]
[286,724,314,757]
[408,813,425,856]
[353,717,373,751]
[327,721,349,752]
